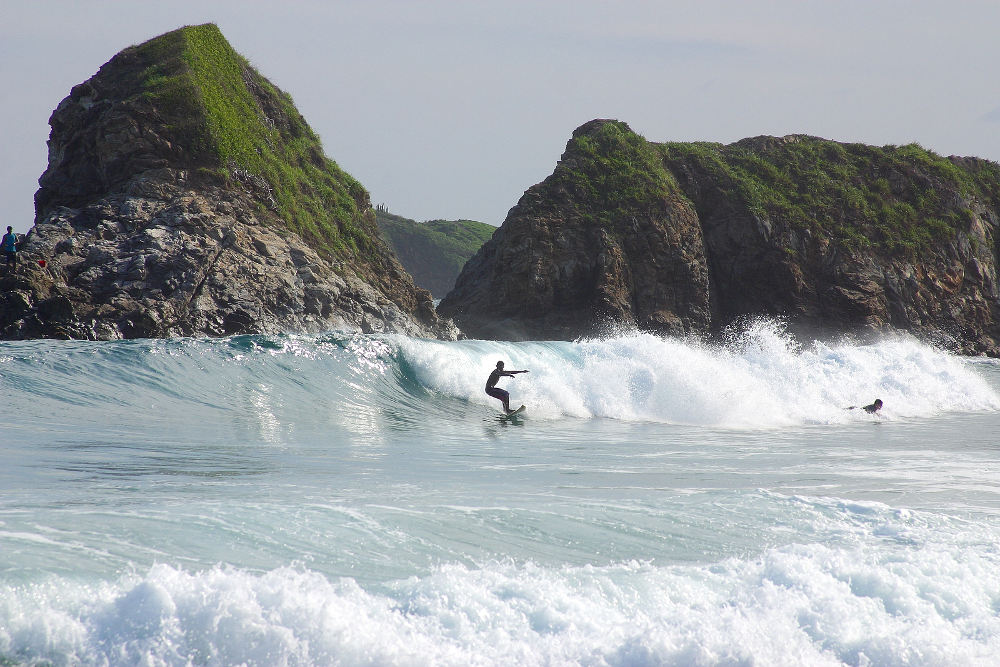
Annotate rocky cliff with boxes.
[375,209,496,298]
[1,24,456,340]
[439,120,1000,355]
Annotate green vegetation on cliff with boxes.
[659,136,999,255]
[555,120,680,219]
[128,23,371,260]
[540,120,1000,258]
[375,210,495,297]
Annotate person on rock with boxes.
[2,226,19,275]
[485,360,528,414]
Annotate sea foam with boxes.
[4,519,1000,667]
[396,320,1000,427]
[3,329,1000,666]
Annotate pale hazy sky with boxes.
[3,1,1000,234]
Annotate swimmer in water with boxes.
[862,399,883,414]
[848,398,883,414]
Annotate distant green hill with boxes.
[376,210,496,298]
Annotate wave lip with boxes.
[2,323,997,437]
[398,321,1000,427]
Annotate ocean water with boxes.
[2,320,1000,666]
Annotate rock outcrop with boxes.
[440,120,1000,355]
[439,120,711,340]
[375,209,496,298]
[1,24,456,340]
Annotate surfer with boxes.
[485,360,528,414]
[847,398,883,414]
[2,226,18,275]
[862,399,883,414]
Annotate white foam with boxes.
[4,531,1000,667]
[395,321,1000,427]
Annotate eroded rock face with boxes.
[440,120,711,340]
[3,172,455,339]
[441,121,1000,355]
[663,135,1000,355]
[2,25,456,341]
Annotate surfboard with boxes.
[502,405,526,419]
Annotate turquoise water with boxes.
[2,322,1000,665]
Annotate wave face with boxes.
[1,319,997,434]
[2,322,1000,665]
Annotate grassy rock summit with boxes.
[440,120,710,340]
[375,209,495,298]
[2,24,456,340]
[439,120,1000,355]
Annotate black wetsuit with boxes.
[485,368,511,403]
